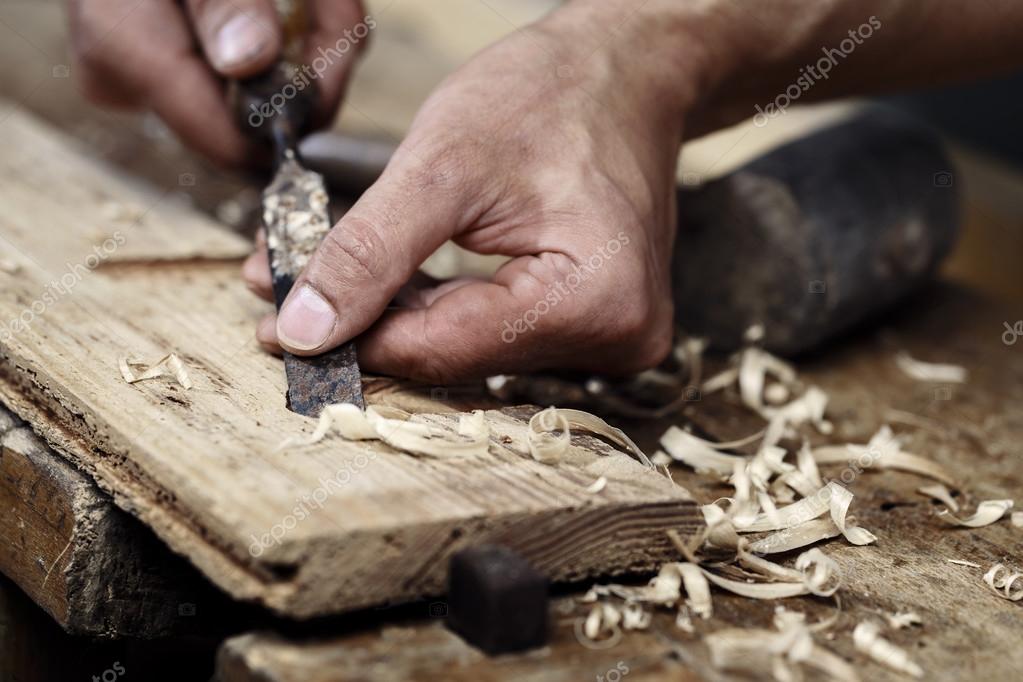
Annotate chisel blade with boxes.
[262,150,364,414]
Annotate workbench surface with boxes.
[1,2,1022,682]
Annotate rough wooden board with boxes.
[0,403,237,638]
[0,573,221,682]
[216,617,703,682]
[215,285,1023,682]
[0,105,698,618]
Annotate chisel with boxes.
[232,2,364,414]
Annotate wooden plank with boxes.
[216,284,1023,682]
[0,572,220,681]
[0,403,238,638]
[0,105,698,619]
[216,612,701,682]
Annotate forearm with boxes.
[545,0,1023,135]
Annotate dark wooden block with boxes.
[446,545,548,655]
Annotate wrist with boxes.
[535,1,741,128]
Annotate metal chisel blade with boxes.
[262,150,364,415]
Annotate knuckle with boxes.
[313,217,390,286]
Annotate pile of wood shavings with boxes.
[569,330,1018,680]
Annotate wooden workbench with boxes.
[2,2,1022,681]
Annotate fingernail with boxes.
[213,14,268,70]
[277,285,337,351]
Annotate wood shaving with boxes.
[938,499,1013,527]
[556,408,652,467]
[812,425,956,487]
[650,450,672,466]
[675,607,695,634]
[118,354,192,389]
[885,612,923,629]
[576,602,623,648]
[298,404,490,458]
[749,518,843,555]
[584,476,607,494]
[528,407,570,463]
[853,620,923,678]
[1012,511,1023,528]
[917,483,959,512]
[679,563,713,618]
[895,351,967,383]
[707,608,859,682]
[659,426,743,475]
[527,407,653,467]
[983,563,1023,601]
[946,559,981,568]
[621,602,651,630]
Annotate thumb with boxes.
[187,0,282,77]
[275,146,469,355]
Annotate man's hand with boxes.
[70,0,369,165]
[243,3,706,382]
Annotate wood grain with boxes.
[217,284,1023,682]
[0,105,698,618]
[0,403,234,638]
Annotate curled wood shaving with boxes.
[828,483,878,546]
[938,499,1013,527]
[621,602,651,630]
[576,602,623,648]
[917,483,959,512]
[895,351,967,383]
[983,563,1023,601]
[585,476,607,494]
[761,386,830,448]
[557,408,652,467]
[528,407,652,467]
[707,608,859,682]
[119,354,192,389]
[301,404,490,458]
[812,425,956,487]
[740,482,875,548]
[853,621,923,678]
[527,407,570,463]
[701,568,815,599]
[794,548,842,597]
